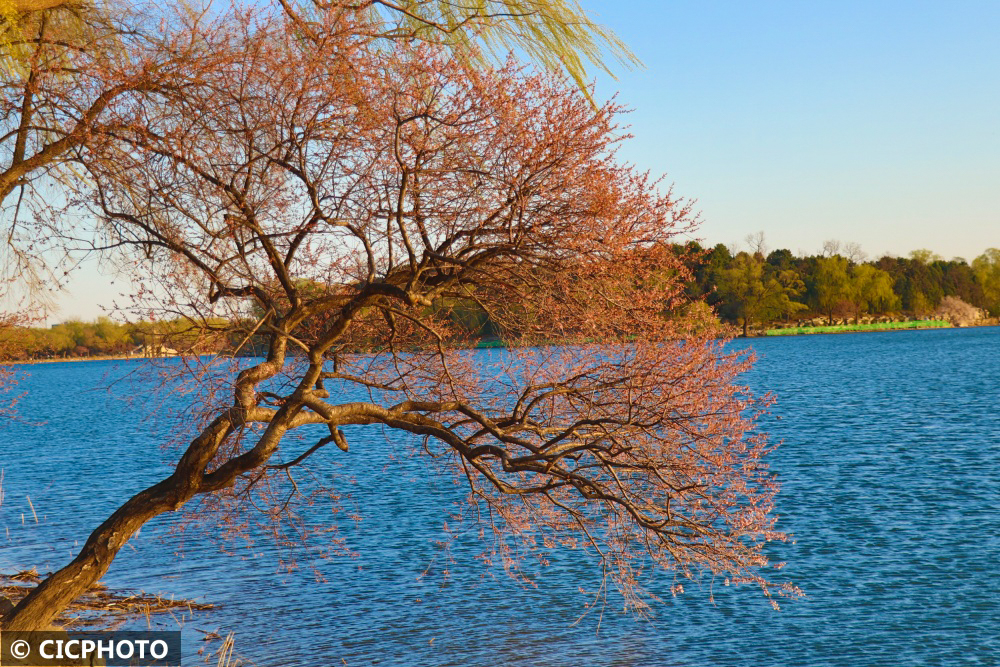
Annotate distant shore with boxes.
[4,354,185,366]
[761,319,998,337]
[3,321,997,364]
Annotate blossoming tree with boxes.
[2,5,796,631]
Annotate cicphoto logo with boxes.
[0,631,181,666]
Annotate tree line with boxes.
[684,242,1000,336]
[370,241,1000,340]
[5,239,999,361]
[0,317,230,360]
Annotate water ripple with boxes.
[1,327,998,665]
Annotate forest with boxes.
[686,241,1000,336]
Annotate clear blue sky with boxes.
[47,0,1000,322]
[587,0,999,260]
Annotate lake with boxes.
[2,326,998,666]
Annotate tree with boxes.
[972,248,1000,315]
[1,0,636,314]
[744,230,767,256]
[842,241,867,265]
[820,239,842,258]
[901,257,943,316]
[3,0,70,13]
[0,310,27,417]
[909,248,943,265]
[694,243,733,308]
[765,248,795,272]
[934,296,982,327]
[936,259,984,309]
[716,252,805,336]
[277,0,637,91]
[0,1,234,306]
[812,255,850,325]
[2,9,796,631]
[846,264,897,322]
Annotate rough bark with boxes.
[2,415,235,630]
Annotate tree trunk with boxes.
[1,412,241,631]
[1,477,190,630]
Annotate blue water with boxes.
[2,327,999,666]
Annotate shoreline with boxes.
[3,354,190,366]
[3,322,997,365]
[759,319,998,338]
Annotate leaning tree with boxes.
[2,5,797,631]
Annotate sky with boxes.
[586,0,1000,259]
[42,0,1000,323]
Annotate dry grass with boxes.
[1,568,215,629]
[210,632,240,666]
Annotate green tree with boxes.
[765,248,795,271]
[905,259,943,315]
[716,252,805,336]
[937,259,984,308]
[812,256,850,324]
[972,248,1000,315]
[286,0,637,91]
[874,255,940,315]
[847,264,898,322]
[695,243,733,308]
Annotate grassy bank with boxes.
[764,320,951,336]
